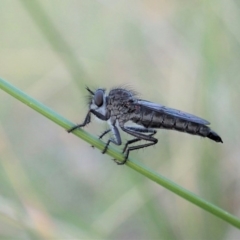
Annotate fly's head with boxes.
[86,87,109,118]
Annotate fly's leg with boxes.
[99,129,111,140]
[67,111,91,133]
[96,129,111,149]
[122,127,157,154]
[99,127,125,164]
[68,108,109,133]
[68,109,110,148]
[122,138,140,153]
[118,126,158,165]
[123,141,157,165]
[102,125,122,155]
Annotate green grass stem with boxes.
[0,77,240,229]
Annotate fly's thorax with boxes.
[106,88,137,119]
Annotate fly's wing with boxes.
[137,100,210,125]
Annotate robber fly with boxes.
[68,87,223,165]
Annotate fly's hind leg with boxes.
[122,127,157,154]
[123,141,157,165]
[118,126,158,165]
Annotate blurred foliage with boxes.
[0,0,240,239]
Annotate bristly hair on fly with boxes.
[110,84,139,97]
[86,86,94,95]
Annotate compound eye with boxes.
[94,90,104,107]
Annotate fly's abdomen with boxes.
[137,110,211,137]
[130,105,223,143]
[154,112,210,135]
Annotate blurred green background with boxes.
[0,0,239,239]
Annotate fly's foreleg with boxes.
[122,127,157,154]
[119,126,158,165]
[68,109,109,133]
[67,111,91,133]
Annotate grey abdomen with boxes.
[128,106,222,143]
[131,110,210,137]
[152,113,209,136]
